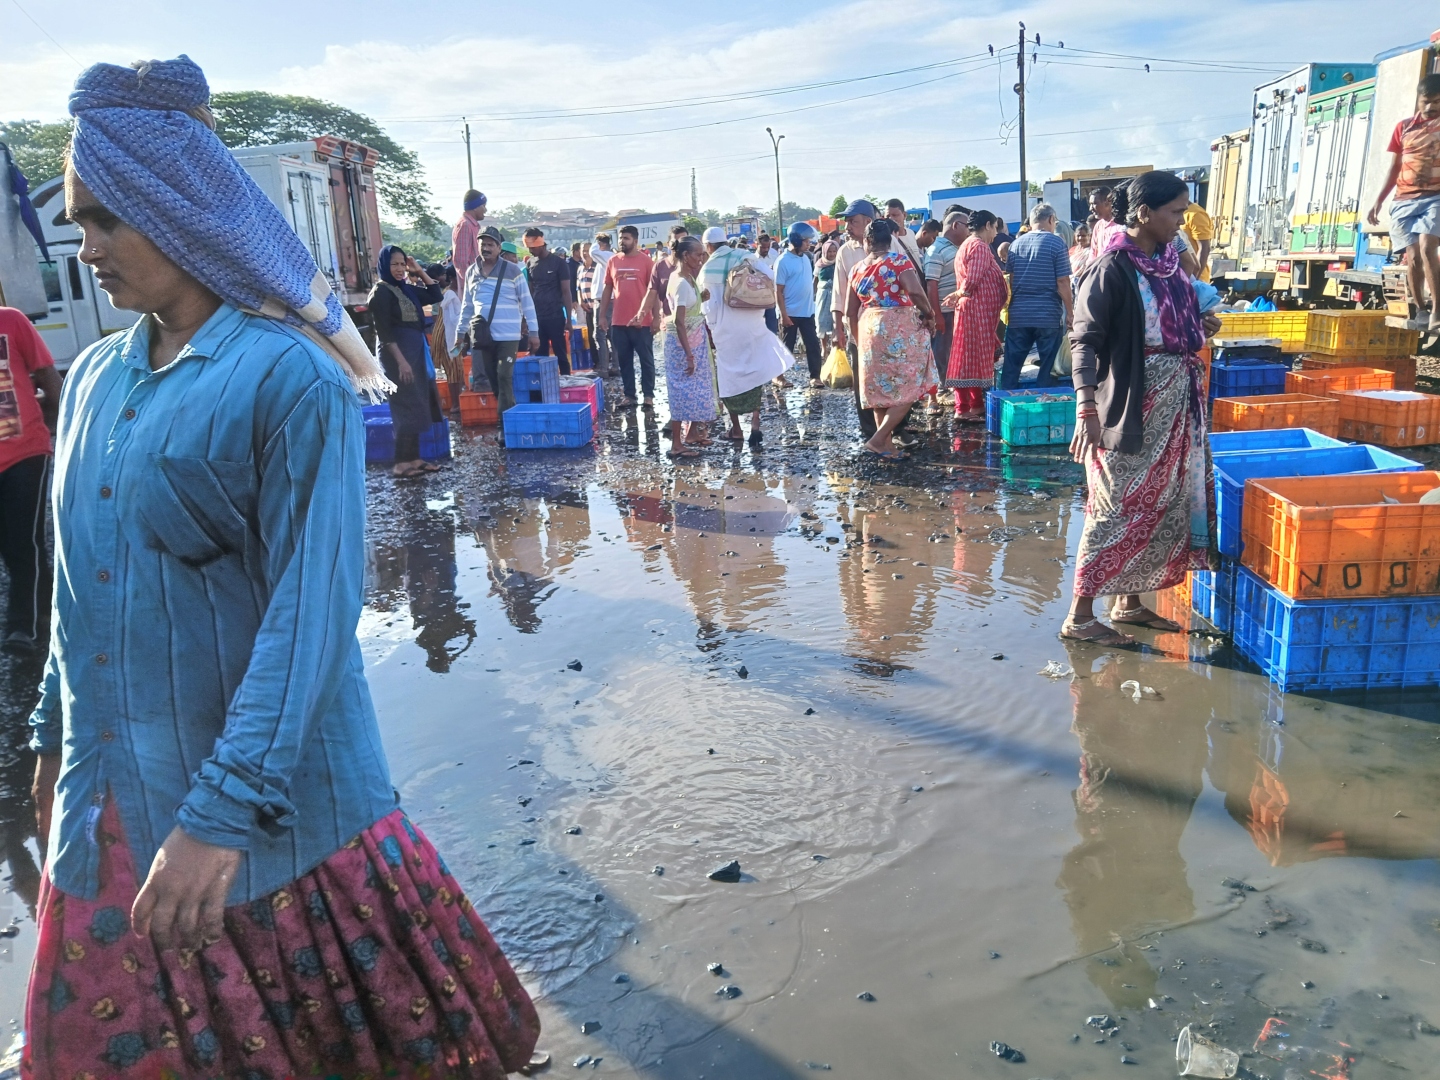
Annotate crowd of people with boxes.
[17,48,1440,1080]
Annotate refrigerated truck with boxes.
[1042,164,1155,226]
[1236,62,1375,287]
[927,182,1035,235]
[1328,32,1440,312]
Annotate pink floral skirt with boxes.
[24,800,539,1080]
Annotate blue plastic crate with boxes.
[1209,427,1346,454]
[361,402,390,421]
[365,416,395,463]
[512,355,561,403]
[1191,558,1239,633]
[364,416,449,462]
[998,393,1076,445]
[1212,443,1422,558]
[986,386,1075,434]
[570,328,593,371]
[1209,359,1288,400]
[1213,341,1284,364]
[502,402,594,448]
[1231,566,1440,692]
[418,419,451,461]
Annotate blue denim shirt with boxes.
[30,304,397,905]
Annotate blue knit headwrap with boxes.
[67,55,391,397]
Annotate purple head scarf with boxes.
[1112,232,1204,356]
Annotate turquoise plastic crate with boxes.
[1209,427,1346,454]
[986,386,1074,434]
[512,355,561,403]
[502,402,594,448]
[1212,444,1422,558]
[999,394,1075,446]
[1231,566,1440,692]
[1191,558,1239,633]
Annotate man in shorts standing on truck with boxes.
[1369,73,1440,346]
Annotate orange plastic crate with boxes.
[1335,390,1440,447]
[436,379,452,411]
[1284,366,1395,398]
[1211,393,1339,436]
[1304,310,1420,357]
[1298,353,1416,390]
[458,390,499,426]
[1240,471,1440,599]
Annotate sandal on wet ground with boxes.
[666,447,701,459]
[1058,618,1135,646]
[748,431,764,446]
[617,397,638,408]
[1109,604,1181,631]
[863,445,907,461]
[723,430,745,442]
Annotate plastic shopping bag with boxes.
[820,346,853,389]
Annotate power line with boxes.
[6,0,81,66]
[375,52,993,124]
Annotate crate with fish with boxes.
[998,392,1076,446]
[1212,443,1422,559]
[985,386,1075,435]
[558,375,604,422]
[1239,471,1440,600]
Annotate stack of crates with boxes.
[569,327,593,371]
[558,375,604,422]
[1303,310,1420,359]
[513,355,561,404]
[1298,353,1417,390]
[1214,311,1310,354]
[1226,469,1440,691]
[1209,338,1289,402]
[1195,433,1423,635]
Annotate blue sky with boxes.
[3,1,1435,223]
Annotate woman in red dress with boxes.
[942,211,1007,421]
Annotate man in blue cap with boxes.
[830,199,916,444]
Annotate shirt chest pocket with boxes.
[126,454,258,567]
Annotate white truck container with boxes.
[231,143,344,302]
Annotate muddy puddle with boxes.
[3,382,1439,1077]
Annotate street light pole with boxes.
[463,118,473,190]
[766,126,785,235]
[1016,23,1027,230]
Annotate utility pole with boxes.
[691,168,698,214]
[1015,23,1027,230]
[463,118,474,190]
[766,127,785,234]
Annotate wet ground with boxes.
[4,369,1440,1078]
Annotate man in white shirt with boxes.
[589,233,616,375]
[756,233,781,335]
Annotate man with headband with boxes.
[452,187,488,287]
[25,55,539,1078]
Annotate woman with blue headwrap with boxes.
[25,56,539,1078]
[370,244,445,476]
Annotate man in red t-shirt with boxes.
[0,307,62,655]
[1368,73,1440,339]
[596,224,656,408]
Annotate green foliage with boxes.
[951,165,988,188]
[492,203,539,226]
[828,194,848,217]
[0,119,74,186]
[381,221,450,266]
[761,201,823,235]
[700,208,722,226]
[1028,181,1042,196]
[681,214,707,236]
[209,91,442,234]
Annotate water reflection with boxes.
[469,485,592,634]
[1207,704,1440,866]
[1055,644,1208,1009]
[368,496,476,670]
[0,653,43,921]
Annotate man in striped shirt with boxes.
[457,227,539,416]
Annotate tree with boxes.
[1028,181,1042,196]
[761,201,823,235]
[0,119,74,186]
[951,166,988,188]
[682,214,706,236]
[828,194,848,217]
[701,208,722,226]
[492,203,540,226]
[209,91,442,234]
[381,222,450,266]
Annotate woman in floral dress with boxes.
[843,220,938,460]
